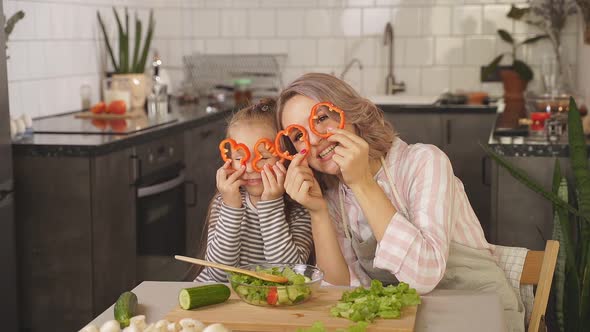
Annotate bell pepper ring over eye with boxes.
[252,138,281,173]
[218,138,251,167]
[274,124,311,161]
[308,102,346,138]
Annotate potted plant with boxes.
[4,10,25,59]
[482,97,590,332]
[97,8,155,109]
[483,28,547,103]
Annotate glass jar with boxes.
[233,78,252,107]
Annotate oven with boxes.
[132,134,196,281]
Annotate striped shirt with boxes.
[325,138,494,294]
[196,191,313,282]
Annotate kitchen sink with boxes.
[369,95,440,106]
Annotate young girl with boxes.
[196,98,313,282]
[277,73,525,331]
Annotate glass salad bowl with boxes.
[227,263,324,307]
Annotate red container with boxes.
[530,112,551,131]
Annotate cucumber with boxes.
[114,291,138,328]
[277,287,290,304]
[178,284,231,310]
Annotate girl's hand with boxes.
[260,162,286,201]
[284,152,327,213]
[216,160,246,208]
[328,128,372,188]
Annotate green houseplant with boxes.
[483,28,547,102]
[4,10,25,58]
[482,97,590,331]
[97,8,155,109]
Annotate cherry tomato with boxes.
[107,100,127,115]
[90,102,106,114]
[266,287,278,305]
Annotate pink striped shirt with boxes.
[325,138,494,294]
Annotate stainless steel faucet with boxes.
[383,22,405,95]
[340,58,363,80]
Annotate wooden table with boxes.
[86,282,507,332]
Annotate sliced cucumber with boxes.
[179,284,231,310]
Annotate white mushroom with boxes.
[100,320,122,332]
[167,322,180,332]
[202,324,231,332]
[179,318,204,331]
[79,324,99,332]
[130,315,148,330]
[143,324,156,332]
[153,320,169,332]
[122,326,140,332]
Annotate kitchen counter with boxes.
[12,102,232,157]
[13,101,496,157]
[86,281,506,332]
[487,114,590,157]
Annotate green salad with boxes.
[330,280,421,322]
[229,266,313,306]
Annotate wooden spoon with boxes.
[174,255,289,284]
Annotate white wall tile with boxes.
[346,37,376,66]
[453,5,482,35]
[249,9,276,37]
[465,36,495,65]
[233,0,260,8]
[26,42,47,79]
[260,0,317,7]
[347,0,375,6]
[394,67,421,95]
[222,10,248,37]
[305,9,332,37]
[377,35,404,67]
[333,8,361,36]
[362,66,385,95]
[259,39,289,53]
[234,39,260,54]
[282,67,306,86]
[421,67,450,95]
[317,38,346,66]
[34,2,53,40]
[405,37,433,66]
[392,7,421,36]
[362,8,391,36]
[7,82,23,118]
[193,10,220,37]
[451,67,480,91]
[206,0,232,8]
[435,37,464,65]
[422,7,451,36]
[7,42,29,81]
[9,1,36,40]
[482,5,513,35]
[288,39,316,66]
[277,9,305,37]
[154,8,182,38]
[205,39,233,54]
[181,8,194,38]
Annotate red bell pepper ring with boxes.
[218,138,251,167]
[308,102,345,138]
[252,138,279,173]
[274,124,311,161]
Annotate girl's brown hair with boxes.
[277,73,397,188]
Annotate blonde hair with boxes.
[277,73,396,187]
[227,97,278,136]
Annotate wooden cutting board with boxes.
[74,111,143,119]
[165,288,418,331]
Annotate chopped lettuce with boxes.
[330,280,420,323]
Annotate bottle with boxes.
[147,51,169,117]
[233,78,252,107]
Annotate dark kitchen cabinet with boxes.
[184,116,227,261]
[14,147,137,331]
[383,110,496,239]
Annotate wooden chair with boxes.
[520,240,560,332]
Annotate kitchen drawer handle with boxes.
[138,170,186,198]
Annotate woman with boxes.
[277,73,524,331]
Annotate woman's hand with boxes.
[260,162,286,201]
[216,160,246,208]
[284,152,327,213]
[328,128,373,188]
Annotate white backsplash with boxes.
[3,0,581,118]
